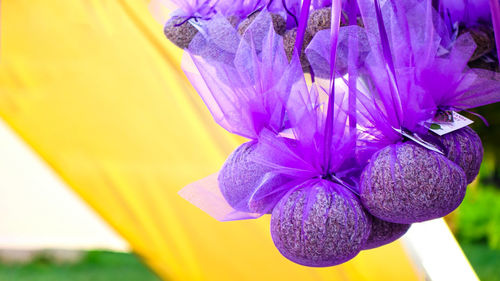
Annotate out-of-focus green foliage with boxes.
[0,251,161,281]
[470,103,500,186]
[461,243,500,281]
[455,103,500,280]
[455,184,500,249]
[457,103,500,250]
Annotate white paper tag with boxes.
[428,112,473,136]
[278,128,296,139]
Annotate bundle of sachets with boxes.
[157,0,500,268]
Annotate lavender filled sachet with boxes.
[352,0,471,224]
[256,29,372,264]
[182,14,303,216]
[414,31,500,182]
[356,0,500,184]
[360,142,467,223]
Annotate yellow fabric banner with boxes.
[0,1,422,280]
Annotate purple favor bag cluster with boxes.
[159,0,500,267]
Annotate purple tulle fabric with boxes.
[248,1,364,215]
[179,14,304,220]
[179,173,263,221]
[249,81,360,211]
[312,0,332,9]
[168,0,220,19]
[491,0,500,63]
[184,12,302,139]
[344,0,500,162]
[418,35,500,112]
[155,0,283,22]
[380,1,500,113]
[218,0,266,19]
[306,26,371,77]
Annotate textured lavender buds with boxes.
[164,16,240,50]
[307,7,332,35]
[363,216,410,250]
[462,26,495,61]
[218,141,285,213]
[440,126,484,184]
[163,17,199,49]
[463,26,498,70]
[237,12,286,36]
[360,142,467,224]
[283,29,313,70]
[270,181,371,267]
[283,8,334,71]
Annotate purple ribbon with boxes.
[282,0,299,26]
[373,0,403,125]
[293,0,311,56]
[323,0,342,173]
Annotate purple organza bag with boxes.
[352,0,500,160]
[417,33,500,113]
[306,25,371,77]
[185,13,302,139]
[347,0,474,224]
[180,16,303,220]
[248,79,363,203]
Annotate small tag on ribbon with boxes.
[278,128,296,139]
[427,111,473,136]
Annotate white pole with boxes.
[402,218,479,281]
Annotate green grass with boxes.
[455,186,500,249]
[0,251,162,281]
[461,243,500,281]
